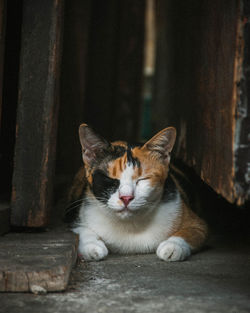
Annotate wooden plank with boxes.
[0,203,10,235]
[0,231,78,292]
[11,0,64,227]
[154,0,250,204]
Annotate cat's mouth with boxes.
[115,207,134,218]
[117,207,131,213]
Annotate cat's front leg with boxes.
[74,227,108,261]
[156,236,191,262]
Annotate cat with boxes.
[66,123,208,262]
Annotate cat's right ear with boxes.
[79,124,109,166]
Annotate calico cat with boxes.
[66,123,208,262]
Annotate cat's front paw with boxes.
[79,240,108,261]
[156,236,191,262]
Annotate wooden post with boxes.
[154,0,249,204]
[234,0,250,205]
[11,0,64,227]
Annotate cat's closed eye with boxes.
[136,177,150,185]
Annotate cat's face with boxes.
[79,124,176,219]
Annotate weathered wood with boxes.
[234,0,250,204]
[0,203,10,235]
[11,0,64,227]
[154,0,249,204]
[0,231,78,292]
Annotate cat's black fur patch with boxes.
[127,145,141,167]
[92,169,119,203]
[111,145,126,160]
[92,145,126,168]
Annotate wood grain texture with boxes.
[154,0,249,204]
[11,0,64,227]
[234,0,250,204]
[0,231,78,292]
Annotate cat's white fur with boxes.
[107,164,162,218]
[73,163,191,261]
[156,236,191,261]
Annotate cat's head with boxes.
[79,124,176,219]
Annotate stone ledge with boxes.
[0,230,78,292]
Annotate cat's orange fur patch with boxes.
[108,145,169,186]
[173,201,208,250]
[132,147,169,185]
[112,141,128,148]
[108,154,127,179]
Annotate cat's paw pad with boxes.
[156,237,191,262]
[79,241,108,261]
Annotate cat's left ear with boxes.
[143,127,176,162]
[79,124,110,166]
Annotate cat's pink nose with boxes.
[120,195,134,207]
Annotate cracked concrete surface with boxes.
[1,235,250,313]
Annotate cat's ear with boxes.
[79,124,109,166]
[143,127,176,162]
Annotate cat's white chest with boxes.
[79,195,181,254]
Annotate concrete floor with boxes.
[1,234,250,313]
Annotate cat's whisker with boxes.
[65,203,83,213]
[68,198,85,206]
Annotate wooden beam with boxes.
[11,0,64,227]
